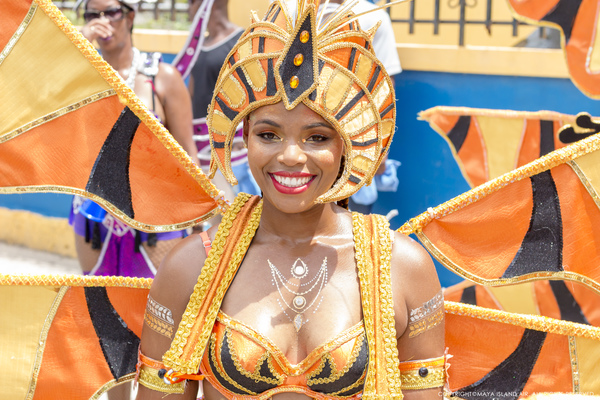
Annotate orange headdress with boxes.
[207,0,396,202]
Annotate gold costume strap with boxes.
[137,351,186,394]
[352,213,403,399]
[399,356,446,390]
[163,193,263,374]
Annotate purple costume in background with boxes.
[70,197,186,278]
[69,51,186,278]
[69,196,186,278]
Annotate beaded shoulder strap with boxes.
[352,212,403,399]
[163,193,262,374]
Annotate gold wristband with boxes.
[399,356,446,390]
[137,352,185,394]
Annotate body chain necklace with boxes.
[268,257,328,332]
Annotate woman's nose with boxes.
[279,141,307,166]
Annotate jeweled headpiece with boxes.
[207,0,396,202]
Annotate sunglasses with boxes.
[83,6,128,23]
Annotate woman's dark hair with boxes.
[335,156,349,209]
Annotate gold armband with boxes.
[137,351,185,394]
[399,356,446,390]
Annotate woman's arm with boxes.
[136,233,209,400]
[154,63,199,165]
[391,231,445,400]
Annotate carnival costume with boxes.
[171,0,247,170]
[69,48,187,278]
[2,0,600,399]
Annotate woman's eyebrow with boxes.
[253,119,281,128]
[303,122,334,130]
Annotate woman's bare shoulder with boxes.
[390,230,441,309]
[149,228,215,313]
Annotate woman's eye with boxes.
[306,134,329,143]
[257,131,280,141]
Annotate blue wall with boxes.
[3,68,599,285]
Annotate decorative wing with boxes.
[0,0,227,232]
[444,299,600,398]
[0,275,150,399]
[401,124,600,295]
[506,0,600,98]
[418,107,600,187]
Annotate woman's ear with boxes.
[126,10,135,31]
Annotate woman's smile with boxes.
[270,172,316,193]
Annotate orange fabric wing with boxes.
[0,0,227,232]
[0,275,151,399]
[400,131,600,296]
[419,107,593,187]
[506,0,600,99]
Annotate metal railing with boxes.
[387,0,527,46]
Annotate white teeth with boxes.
[273,175,312,188]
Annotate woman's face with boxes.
[244,102,344,214]
[85,0,133,52]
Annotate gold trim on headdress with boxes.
[207,0,396,203]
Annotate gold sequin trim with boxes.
[399,356,445,390]
[225,327,283,386]
[0,274,152,289]
[419,106,577,122]
[569,336,580,392]
[138,364,185,394]
[25,286,68,400]
[444,301,600,340]
[0,2,37,66]
[352,213,377,395]
[373,215,402,394]
[164,193,262,374]
[399,131,600,236]
[34,0,227,215]
[568,160,600,211]
[1,90,116,144]
[0,185,223,233]
[306,332,366,389]
[417,229,600,296]
[408,290,444,338]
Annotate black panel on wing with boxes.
[447,116,470,153]
[86,107,140,219]
[541,0,583,43]
[549,280,590,325]
[502,170,563,278]
[539,120,555,157]
[459,286,477,305]
[85,287,140,380]
[450,329,547,400]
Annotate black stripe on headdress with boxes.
[215,96,240,121]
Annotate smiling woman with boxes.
[245,102,344,212]
[135,1,445,399]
